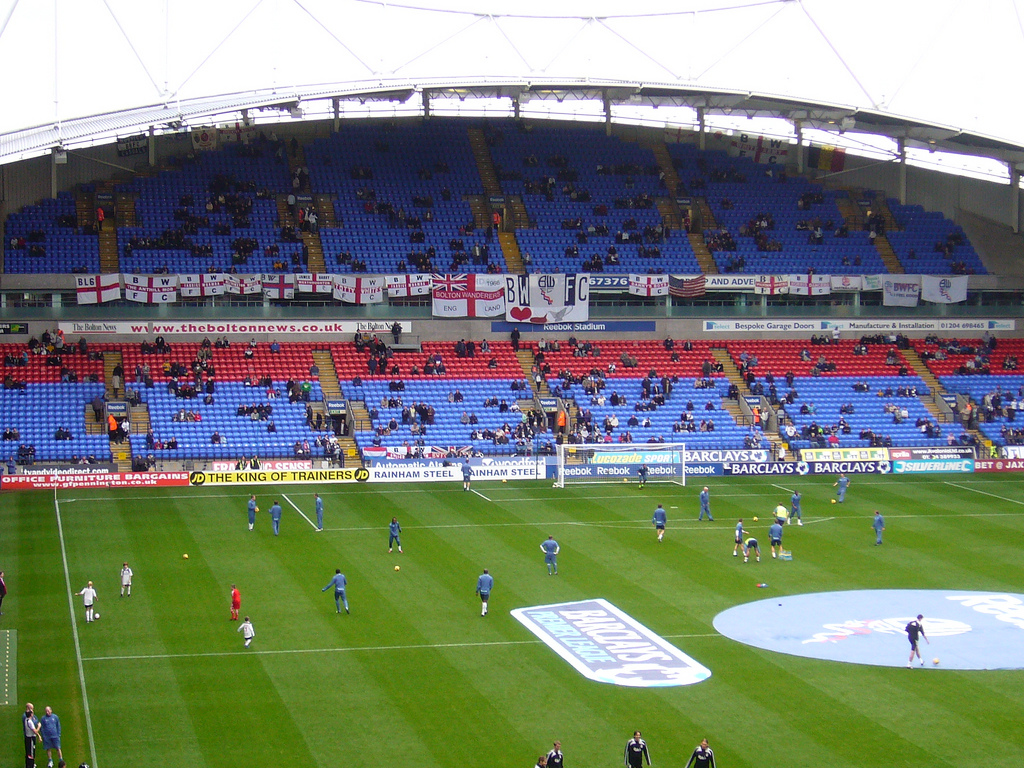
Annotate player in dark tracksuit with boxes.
[906,614,929,667]
[685,739,716,768]
[625,731,652,768]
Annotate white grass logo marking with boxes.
[511,598,710,687]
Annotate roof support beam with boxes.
[898,137,907,206]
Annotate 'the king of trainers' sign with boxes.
[511,599,711,687]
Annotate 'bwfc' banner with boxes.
[883,277,921,307]
[511,599,711,687]
[504,273,590,323]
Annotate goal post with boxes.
[554,442,687,488]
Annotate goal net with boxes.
[553,442,687,488]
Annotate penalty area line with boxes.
[471,488,492,502]
[282,493,319,530]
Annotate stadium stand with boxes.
[886,200,987,275]
[3,191,102,274]
[489,123,701,274]
[116,142,305,274]
[305,122,499,274]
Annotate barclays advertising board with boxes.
[724,460,891,475]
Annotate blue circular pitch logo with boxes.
[713,590,1024,670]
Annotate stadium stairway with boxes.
[835,192,865,231]
[314,194,337,227]
[689,232,718,275]
[302,229,326,273]
[97,180,120,273]
[75,188,93,228]
[467,127,503,198]
[500,231,525,273]
[515,347,550,396]
[117,190,137,227]
[900,347,963,428]
[103,350,123,398]
[874,233,904,274]
[83,405,105,435]
[311,349,360,463]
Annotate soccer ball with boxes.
[831,499,837,504]
[932,657,940,665]
[182,553,189,559]
[255,507,260,513]
[753,516,758,522]
[623,477,629,483]
[502,479,507,483]
[394,565,401,572]
[93,614,100,620]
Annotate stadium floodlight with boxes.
[553,442,686,488]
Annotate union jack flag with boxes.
[431,274,469,292]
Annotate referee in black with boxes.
[684,738,716,768]
[625,731,652,768]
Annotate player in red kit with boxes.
[230,584,241,621]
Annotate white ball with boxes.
[94,613,100,619]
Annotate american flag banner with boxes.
[262,274,296,300]
[787,274,831,296]
[180,273,227,297]
[628,274,669,297]
[76,274,121,305]
[431,273,506,317]
[386,273,432,298]
[295,273,335,294]
[333,275,384,304]
[124,274,178,303]
[669,274,707,298]
[225,275,262,295]
[753,275,789,295]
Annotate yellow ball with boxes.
[255,507,260,513]
[182,553,189,559]
[502,479,507,483]
[394,565,401,571]
[932,657,940,665]
[623,477,629,483]
[753,516,758,522]
[831,499,837,504]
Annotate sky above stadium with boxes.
[0,0,1022,153]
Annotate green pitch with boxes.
[3,474,1024,768]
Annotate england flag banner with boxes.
[883,277,921,307]
[333,275,384,304]
[788,274,831,296]
[386,273,432,298]
[124,274,178,303]
[754,275,789,295]
[831,274,863,292]
[262,274,296,300]
[921,275,968,304]
[627,274,669,297]
[295,273,334,294]
[504,274,590,323]
[225,275,262,295]
[432,274,506,318]
[180,274,226,297]
[76,274,121,305]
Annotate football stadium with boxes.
[1,3,1023,767]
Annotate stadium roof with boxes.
[1,0,1023,170]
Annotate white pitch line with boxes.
[282,493,319,530]
[944,481,1024,507]
[801,516,835,526]
[55,492,99,768]
[82,631,723,663]
[471,489,492,502]
[771,482,796,495]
